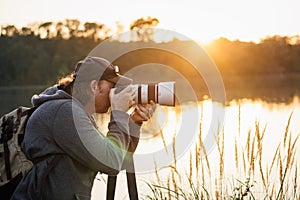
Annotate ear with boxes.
[89,80,99,95]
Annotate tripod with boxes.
[106,154,138,200]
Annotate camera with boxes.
[132,82,175,106]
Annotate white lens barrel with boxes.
[157,82,175,106]
[132,82,175,106]
[141,84,148,104]
[132,84,139,104]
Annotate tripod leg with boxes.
[126,155,138,200]
[126,171,138,200]
[106,153,138,199]
[106,175,117,200]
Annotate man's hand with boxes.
[130,101,156,124]
[109,85,135,112]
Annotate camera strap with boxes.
[106,154,138,200]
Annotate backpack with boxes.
[0,106,36,199]
[0,105,139,200]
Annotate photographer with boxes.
[11,56,155,200]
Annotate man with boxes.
[11,56,155,200]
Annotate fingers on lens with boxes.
[139,105,151,119]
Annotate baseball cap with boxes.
[74,56,132,86]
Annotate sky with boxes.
[1,0,299,43]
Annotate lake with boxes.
[92,97,300,199]
[1,86,299,199]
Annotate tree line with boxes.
[1,17,159,41]
[207,36,300,75]
[0,18,300,87]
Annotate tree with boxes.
[129,16,159,41]
[55,22,66,39]
[38,22,53,39]
[83,22,111,41]
[65,19,81,38]
[20,27,33,36]
[1,25,18,37]
[83,22,98,39]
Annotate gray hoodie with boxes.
[11,85,141,200]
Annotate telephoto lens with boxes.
[132,82,175,106]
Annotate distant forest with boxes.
[1,18,300,88]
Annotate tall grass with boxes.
[143,104,300,200]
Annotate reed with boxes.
[194,143,200,189]
[204,147,211,177]
[249,128,256,176]
[216,125,225,179]
[189,151,192,183]
[283,112,293,148]
[159,129,168,154]
[255,121,268,192]
[269,144,280,175]
[234,137,239,169]
[201,156,205,194]
[246,129,251,158]
[154,159,161,184]
[172,133,177,169]
[144,107,299,200]
[293,167,298,199]
[238,100,241,136]
[171,168,178,199]
[167,175,171,200]
[242,150,246,175]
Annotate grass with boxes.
[142,102,300,200]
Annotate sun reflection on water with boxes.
[93,97,300,199]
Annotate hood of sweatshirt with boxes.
[31,85,72,106]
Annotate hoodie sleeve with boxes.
[53,101,131,174]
